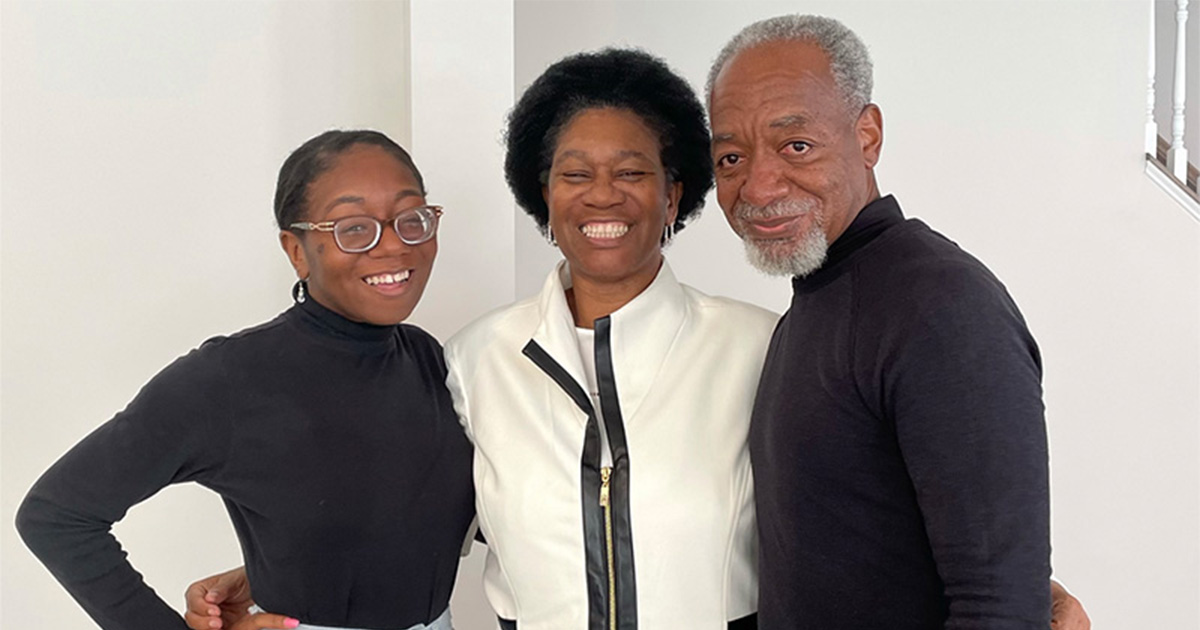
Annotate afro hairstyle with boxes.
[504,48,713,236]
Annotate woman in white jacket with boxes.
[443,49,775,630]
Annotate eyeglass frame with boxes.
[288,205,443,253]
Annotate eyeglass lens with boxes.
[332,206,439,252]
[396,211,435,242]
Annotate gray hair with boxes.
[706,14,873,115]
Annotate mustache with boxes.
[733,198,818,221]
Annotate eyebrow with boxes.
[556,149,652,161]
[323,190,422,212]
[713,114,814,145]
[769,115,811,129]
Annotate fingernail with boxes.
[285,619,300,629]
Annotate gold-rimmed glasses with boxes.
[289,205,443,253]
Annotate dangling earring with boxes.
[547,228,557,247]
[662,222,676,245]
[292,279,308,304]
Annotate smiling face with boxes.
[544,107,682,290]
[279,144,436,325]
[710,40,882,276]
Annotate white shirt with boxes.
[574,326,613,468]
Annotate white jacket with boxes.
[444,261,777,630]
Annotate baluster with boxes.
[1168,0,1189,180]
[1147,0,1158,157]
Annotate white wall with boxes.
[510,1,1200,628]
[4,2,1199,630]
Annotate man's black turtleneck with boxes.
[750,195,1051,628]
[17,298,474,630]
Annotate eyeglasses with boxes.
[289,205,443,253]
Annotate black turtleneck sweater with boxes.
[16,298,474,630]
[750,196,1050,629]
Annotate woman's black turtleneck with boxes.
[16,298,474,630]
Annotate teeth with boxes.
[581,222,630,238]
[364,270,411,286]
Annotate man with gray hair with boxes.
[708,15,1067,628]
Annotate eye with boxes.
[617,170,648,180]
[398,216,425,230]
[784,141,812,155]
[715,153,742,169]
[561,171,590,181]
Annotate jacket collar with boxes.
[530,259,688,422]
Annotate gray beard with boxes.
[735,199,829,278]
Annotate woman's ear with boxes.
[666,180,683,227]
[279,231,310,280]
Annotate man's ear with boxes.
[856,104,883,169]
[279,231,310,280]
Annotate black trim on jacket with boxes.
[522,340,612,630]
[592,316,638,629]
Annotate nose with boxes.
[581,173,623,208]
[739,153,789,208]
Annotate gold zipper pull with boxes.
[600,466,611,507]
[598,465,617,630]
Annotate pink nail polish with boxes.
[285,618,300,629]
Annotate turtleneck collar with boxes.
[529,259,687,423]
[792,194,904,293]
[289,294,399,351]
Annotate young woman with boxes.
[17,130,474,630]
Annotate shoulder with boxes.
[445,294,540,358]
[213,309,291,343]
[396,322,448,371]
[661,287,779,381]
[680,284,779,331]
[876,219,988,274]
[192,310,291,360]
[123,329,257,421]
[442,296,541,430]
[144,310,306,397]
[860,219,1018,319]
[845,219,1038,372]
[397,322,444,351]
[854,222,1038,366]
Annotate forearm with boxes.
[18,486,188,630]
[929,463,1051,628]
[16,353,224,630]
